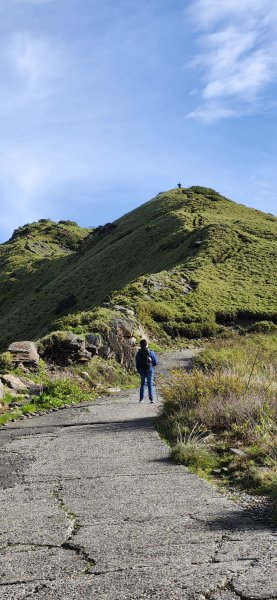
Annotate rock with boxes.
[85,334,102,355]
[98,345,115,360]
[107,387,121,393]
[229,448,247,457]
[80,371,92,382]
[106,317,136,369]
[17,377,34,387]
[91,382,103,390]
[1,374,28,393]
[7,341,40,369]
[27,384,43,397]
[40,332,92,365]
[0,380,3,401]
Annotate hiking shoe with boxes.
[150,399,155,403]
[139,399,144,403]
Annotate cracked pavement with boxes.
[0,351,276,599]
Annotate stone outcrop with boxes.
[7,341,39,369]
[39,332,92,365]
[6,315,137,371]
[107,317,136,369]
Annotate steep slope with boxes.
[0,187,276,350]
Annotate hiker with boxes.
[135,339,158,403]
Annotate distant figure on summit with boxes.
[135,339,158,403]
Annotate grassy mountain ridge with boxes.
[0,187,276,350]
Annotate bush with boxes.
[169,321,218,339]
[160,366,277,440]
[248,321,277,333]
[35,378,87,408]
[0,352,13,372]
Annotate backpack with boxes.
[140,348,152,371]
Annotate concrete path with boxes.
[0,351,276,599]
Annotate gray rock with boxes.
[27,384,43,397]
[229,448,247,457]
[1,374,28,393]
[7,341,39,369]
[106,317,136,368]
[85,333,102,354]
[0,380,3,401]
[40,332,92,365]
[98,345,115,359]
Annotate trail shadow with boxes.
[207,505,276,531]
[3,416,157,436]
[75,416,157,435]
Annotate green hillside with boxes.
[0,187,276,350]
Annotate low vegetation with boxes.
[0,356,137,426]
[158,333,277,515]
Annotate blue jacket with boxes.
[135,349,158,373]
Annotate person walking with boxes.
[135,339,158,403]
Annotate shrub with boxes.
[248,321,277,333]
[0,351,13,372]
[169,321,218,339]
[160,366,277,441]
[35,378,87,408]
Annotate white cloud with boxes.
[188,0,277,29]
[186,105,235,124]
[8,32,64,90]
[186,0,277,122]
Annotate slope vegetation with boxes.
[0,188,276,350]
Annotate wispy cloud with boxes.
[8,32,64,91]
[186,105,236,124]
[186,0,277,122]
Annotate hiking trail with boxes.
[0,350,276,599]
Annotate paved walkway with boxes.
[0,351,276,599]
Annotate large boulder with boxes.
[1,374,28,393]
[106,317,136,369]
[7,341,39,370]
[40,332,92,365]
[0,380,4,401]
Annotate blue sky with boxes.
[0,0,276,242]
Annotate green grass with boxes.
[0,187,276,350]
[0,356,138,425]
[157,333,277,507]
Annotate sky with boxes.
[0,0,276,242]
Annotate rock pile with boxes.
[38,317,136,368]
[7,341,39,370]
[2,317,137,373]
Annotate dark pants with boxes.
[139,370,154,400]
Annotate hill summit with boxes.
[0,187,276,351]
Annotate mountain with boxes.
[0,187,276,351]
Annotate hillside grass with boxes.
[157,332,277,516]
[0,187,276,350]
